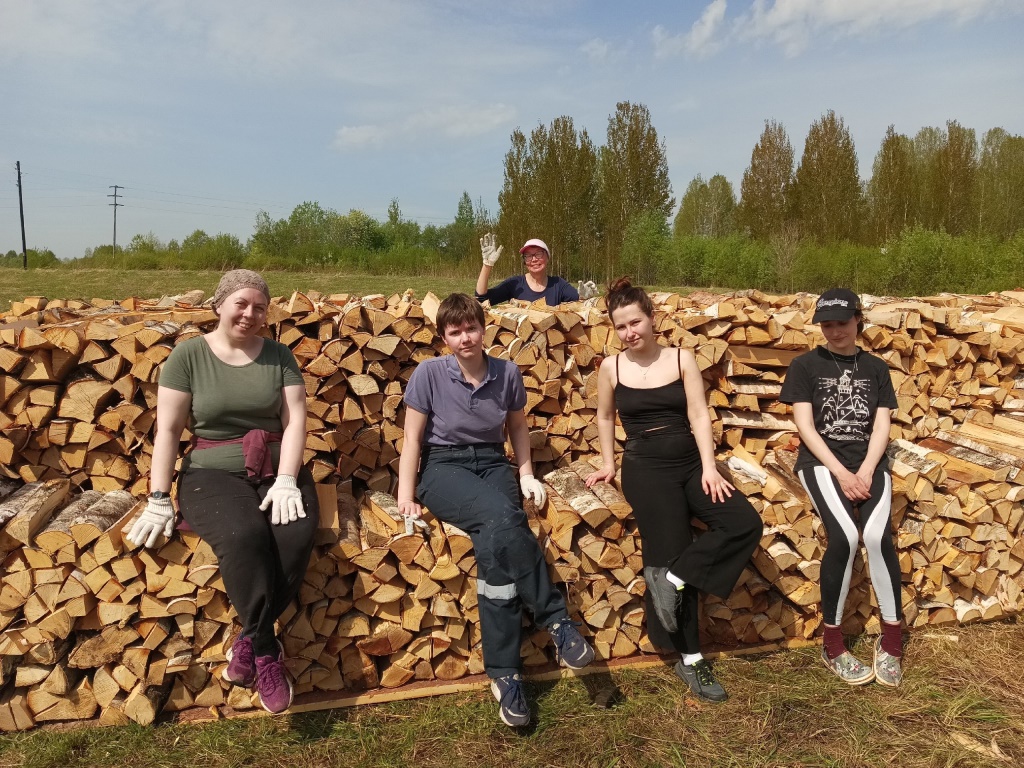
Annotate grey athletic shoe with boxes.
[645,566,683,633]
[873,638,903,688]
[821,646,875,685]
[549,619,595,669]
[675,659,728,702]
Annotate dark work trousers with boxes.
[177,466,319,656]
[798,466,902,625]
[620,431,763,655]
[416,443,569,679]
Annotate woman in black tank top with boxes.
[585,278,762,703]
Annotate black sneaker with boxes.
[645,566,683,633]
[675,659,728,703]
[490,673,530,727]
[549,619,595,669]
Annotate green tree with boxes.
[935,120,978,236]
[912,126,945,230]
[598,101,674,279]
[738,120,794,240]
[791,110,863,243]
[497,117,599,279]
[674,174,736,238]
[868,125,915,244]
[978,128,1024,239]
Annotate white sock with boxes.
[682,652,703,666]
[666,571,686,590]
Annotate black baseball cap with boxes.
[812,288,861,323]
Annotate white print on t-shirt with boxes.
[819,369,871,441]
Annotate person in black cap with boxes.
[779,288,904,687]
[474,234,595,306]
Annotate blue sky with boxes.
[2,0,1022,259]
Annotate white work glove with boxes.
[125,497,175,549]
[520,474,546,508]
[577,280,599,300]
[480,232,504,267]
[258,475,306,525]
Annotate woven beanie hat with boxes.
[212,269,271,310]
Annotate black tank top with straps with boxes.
[613,349,692,439]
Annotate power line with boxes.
[108,185,123,253]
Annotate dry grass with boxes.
[2,620,1022,768]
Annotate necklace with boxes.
[630,349,660,381]
[825,345,859,378]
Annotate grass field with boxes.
[1,622,1022,768]
[0,268,481,311]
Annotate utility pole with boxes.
[108,185,123,256]
[16,162,27,270]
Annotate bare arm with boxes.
[475,263,493,298]
[397,407,427,518]
[792,402,870,501]
[682,349,734,502]
[506,408,534,478]
[586,358,618,486]
[277,384,307,478]
[149,387,192,493]
[857,407,892,478]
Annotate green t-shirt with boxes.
[158,336,304,472]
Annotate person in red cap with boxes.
[779,288,904,688]
[474,234,595,306]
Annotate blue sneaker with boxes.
[549,619,595,669]
[490,673,530,727]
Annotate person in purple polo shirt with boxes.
[474,234,595,306]
[396,292,594,727]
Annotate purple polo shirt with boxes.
[403,355,527,446]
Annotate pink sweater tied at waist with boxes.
[192,429,283,480]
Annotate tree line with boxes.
[13,104,1022,296]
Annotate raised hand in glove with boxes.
[577,280,599,300]
[520,474,547,508]
[258,475,306,525]
[480,233,504,267]
[125,496,176,549]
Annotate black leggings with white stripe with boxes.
[798,466,902,625]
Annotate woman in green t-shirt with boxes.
[125,269,318,714]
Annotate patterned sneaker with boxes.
[873,638,903,688]
[222,635,256,688]
[821,647,875,686]
[490,673,530,727]
[549,619,595,670]
[255,643,293,714]
[674,659,728,703]
[644,566,683,633]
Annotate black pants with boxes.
[621,432,763,654]
[798,466,902,625]
[416,443,569,678]
[178,467,319,656]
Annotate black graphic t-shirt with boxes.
[779,346,897,473]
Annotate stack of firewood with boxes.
[2,286,1024,731]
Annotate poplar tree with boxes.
[675,174,736,237]
[791,110,863,243]
[936,120,978,236]
[979,128,1024,239]
[738,120,794,240]
[868,125,915,244]
[912,126,945,230]
[597,101,674,278]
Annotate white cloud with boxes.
[653,0,1017,59]
[653,0,728,59]
[333,103,517,151]
[735,0,1016,56]
[580,37,610,62]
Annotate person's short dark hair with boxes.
[437,292,486,336]
[606,276,654,318]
